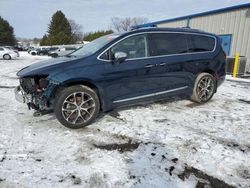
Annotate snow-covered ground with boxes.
[0,52,249,188]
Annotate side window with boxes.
[149,33,188,56]
[187,35,215,52]
[0,48,4,51]
[110,34,148,59]
[100,51,109,60]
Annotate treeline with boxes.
[83,30,113,41]
[0,10,148,46]
[40,11,113,45]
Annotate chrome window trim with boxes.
[113,86,188,103]
[97,31,217,62]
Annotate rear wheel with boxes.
[191,73,216,103]
[54,85,100,129]
[3,54,11,60]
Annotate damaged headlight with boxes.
[20,76,49,94]
[38,78,49,90]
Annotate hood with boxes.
[17,56,80,77]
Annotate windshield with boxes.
[70,34,120,57]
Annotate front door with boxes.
[102,34,165,104]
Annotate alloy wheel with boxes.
[197,76,215,101]
[62,92,95,125]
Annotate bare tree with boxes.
[69,19,84,42]
[110,17,148,32]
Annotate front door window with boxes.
[110,34,148,60]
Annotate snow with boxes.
[226,75,250,83]
[0,52,249,188]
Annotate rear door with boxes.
[147,32,193,93]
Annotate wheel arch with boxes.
[201,69,216,77]
[54,79,105,111]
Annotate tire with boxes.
[54,85,100,129]
[31,52,36,55]
[3,54,11,60]
[52,53,58,58]
[191,73,216,103]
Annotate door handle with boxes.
[145,64,154,68]
[159,62,166,66]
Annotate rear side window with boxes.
[148,33,188,56]
[187,35,215,52]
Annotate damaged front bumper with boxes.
[15,85,32,103]
[15,78,59,111]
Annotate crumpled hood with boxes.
[17,56,79,77]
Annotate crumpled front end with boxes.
[15,76,59,111]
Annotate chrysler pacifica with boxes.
[15,27,226,128]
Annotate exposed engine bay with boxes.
[16,76,57,112]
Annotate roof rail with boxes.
[131,24,157,30]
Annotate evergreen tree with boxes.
[41,10,74,45]
[40,34,48,46]
[0,16,16,45]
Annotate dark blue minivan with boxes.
[15,27,226,128]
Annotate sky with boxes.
[0,0,249,38]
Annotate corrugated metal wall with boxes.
[157,7,250,72]
[157,20,187,28]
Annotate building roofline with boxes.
[134,3,250,29]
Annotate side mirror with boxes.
[114,52,127,64]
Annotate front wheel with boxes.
[54,85,100,129]
[191,73,216,103]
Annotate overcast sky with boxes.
[0,0,249,38]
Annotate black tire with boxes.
[31,52,36,55]
[191,73,216,103]
[54,85,100,129]
[3,54,11,60]
[52,53,58,58]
